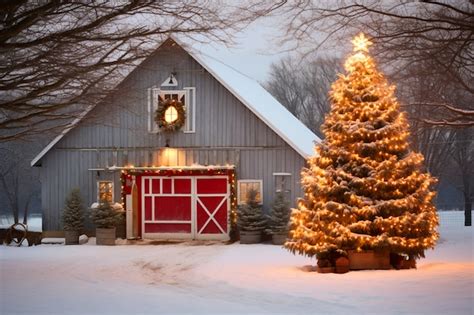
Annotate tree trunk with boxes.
[464,200,472,226]
[22,197,31,225]
[463,175,472,226]
[464,193,472,227]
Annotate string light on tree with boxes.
[285,33,439,264]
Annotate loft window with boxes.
[237,180,263,205]
[97,181,114,203]
[148,88,195,133]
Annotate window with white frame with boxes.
[274,173,292,200]
[148,87,195,133]
[237,180,263,205]
[97,181,114,203]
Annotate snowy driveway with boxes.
[1,213,473,315]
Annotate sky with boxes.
[193,14,347,84]
[193,16,299,83]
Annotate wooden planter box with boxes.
[348,250,391,270]
[335,257,350,274]
[96,227,116,246]
[64,230,79,245]
[240,231,262,244]
[271,233,287,245]
[317,266,335,273]
[115,221,126,239]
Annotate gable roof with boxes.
[31,37,320,167]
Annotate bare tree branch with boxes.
[265,56,342,138]
[276,0,474,126]
[0,1,282,141]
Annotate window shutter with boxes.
[148,87,160,133]
[184,87,196,133]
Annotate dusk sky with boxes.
[195,18,289,83]
[194,15,347,84]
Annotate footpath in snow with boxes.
[0,211,473,315]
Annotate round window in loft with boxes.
[164,105,178,123]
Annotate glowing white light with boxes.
[164,106,178,123]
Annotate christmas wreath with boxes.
[155,98,186,132]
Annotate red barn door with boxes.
[195,177,229,240]
[141,175,229,240]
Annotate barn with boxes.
[31,37,319,241]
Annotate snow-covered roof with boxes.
[31,37,319,167]
[180,38,319,158]
[31,105,94,167]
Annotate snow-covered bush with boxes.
[237,189,266,232]
[266,191,291,234]
[62,188,85,231]
[90,200,122,229]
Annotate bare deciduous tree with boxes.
[449,128,474,226]
[0,1,283,141]
[396,60,457,176]
[276,0,474,126]
[0,147,40,225]
[395,57,473,225]
[265,56,341,138]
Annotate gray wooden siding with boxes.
[39,40,308,231]
[58,41,286,149]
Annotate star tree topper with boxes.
[351,33,373,52]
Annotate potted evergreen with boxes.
[62,188,85,245]
[266,191,291,245]
[237,188,266,244]
[90,200,122,245]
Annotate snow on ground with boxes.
[1,211,473,315]
[0,214,42,232]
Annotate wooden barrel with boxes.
[240,230,262,244]
[96,227,116,246]
[271,233,287,245]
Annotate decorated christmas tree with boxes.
[285,34,439,262]
[62,188,85,231]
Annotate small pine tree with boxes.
[62,188,85,231]
[266,191,291,234]
[237,189,267,232]
[90,200,122,229]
